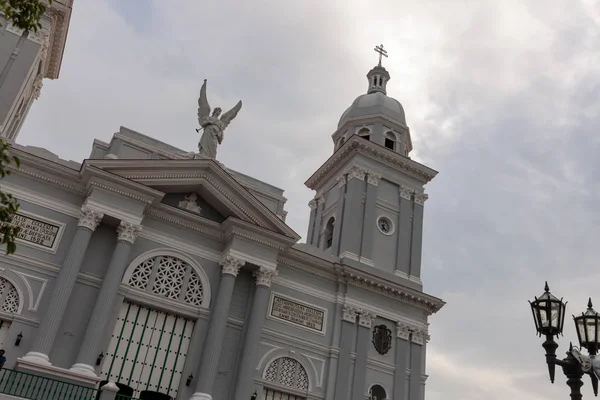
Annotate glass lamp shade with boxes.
[529,282,566,337]
[574,298,600,355]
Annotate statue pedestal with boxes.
[192,153,225,168]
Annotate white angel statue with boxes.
[196,79,242,159]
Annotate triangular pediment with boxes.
[83,158,300,240]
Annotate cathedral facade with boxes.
[0,60,444,400]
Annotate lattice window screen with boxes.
[127,256,204,306]
[264,357,309,391]
[0,277,19,314]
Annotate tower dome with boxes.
[337,47,406,129]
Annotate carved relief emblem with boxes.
[372,324,392,355]
[179,193,202,215]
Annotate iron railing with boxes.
[0,368,98,400]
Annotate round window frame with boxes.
[376,216,395,236]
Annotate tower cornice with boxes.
[305,135,437,190]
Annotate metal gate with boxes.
[100,301,194,399]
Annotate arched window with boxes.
[264,357,309,391]
[0,277,21,348]
[369,384,387,400]
[358,127,370,141]
[0,277,20,314]
[127,255,204,306]
[324,217,334,249]
[384,131,396,151]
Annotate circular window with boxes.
[376,216,394,235]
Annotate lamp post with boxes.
[529,282,600,399]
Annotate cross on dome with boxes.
[374,44,388,67]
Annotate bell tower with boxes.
[0,0,74,142]
[305,46,437,287]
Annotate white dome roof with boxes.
[338,92,406,129]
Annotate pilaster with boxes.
[70,221,141,376]
[393,322,411,400]
[307,199,318,245]
[331,176,346,254]
[409,193,428,283]
[334,305,358,400]
[359,173,380,265]
[22,205,103,365]
[352,311,375,400]
[233,267,277,400]
[338,166,368,260]
[409,326,429,400]
[192,255,244,400]
[395,185,413,278]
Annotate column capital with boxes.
[366,172,382,186]
[411,329,428,345]
[358,311,376,328]
[337,175,347,188]
[78,206,103,231]
[345,165,368,182]
[415,192,429,205]
[399,185,413,200]
[253,267,277,287]
[220,255,244,276]
[308,199,318,210]
[396,322,411,340]
[342,305,359,323]
[117,221,142,244]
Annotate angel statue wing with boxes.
[197,79,211,124]
[219,100,243,129]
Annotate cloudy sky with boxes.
[18,0,600,399]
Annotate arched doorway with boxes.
[100,252,210,399]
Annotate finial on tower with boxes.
[374,44,388,67]
[367,44,391,95]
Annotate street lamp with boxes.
[529,282,600,399]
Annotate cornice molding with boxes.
[8,164,84,195]
[223,218,297,251]
[305,136,437,190]
[145,205,224,240]
[44,1,73,79]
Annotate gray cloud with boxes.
[18,0,600,398]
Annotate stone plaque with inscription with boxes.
[12,213,61,249]
[270,295,325,333]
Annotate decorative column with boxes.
[395,185,413,278]
[393,323,411,400]
[351,311,375,400]
[70,221,141,375]
[409,193,428,282]
[409,328,428,400]
[233,267,277,400]
[190,255,244,400]
[359,172,381,266]
[334,305,358,400]
[22,206,103,365]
